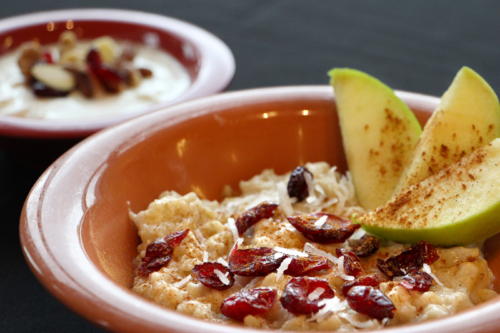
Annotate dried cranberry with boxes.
[192,262,235,290]
[137,255,171,276]
[341,274,381,295]
[221,287,277,321]
[137,229,190,277]
[285,255,333,276]
[86,49,103,66]
[377,241,439,277]
[41,51,54,64]
[287,166,313,202]
[31,81,69,98]
[144,229,190,261]
[346,286,395,320]
[399,267,433,292]
[86,49,124,93]
[287,213,360,244]
[235,201,279,235]
[349,235,380,257]
[228,247,284,276]
[280,277,335,315]
[336,248,363,278]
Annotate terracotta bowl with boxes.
[0,8,234,168]
[20,86,500,333]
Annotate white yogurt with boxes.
[0,45,191,120]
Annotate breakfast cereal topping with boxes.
[221,287,277,322]
[341,274,381,296]
[280,277,335,315]
[137,229,189,276]
[377,241,439,277]
[228,247,285,276]
[287,213,360,244]
[192,262,235,290]
[348,234,380,257]
[17,33,154,99]
[346,286,396,320]
[399,267,433,292]
[287,166,313,202]
[235,201,279,235]
[336,248,363,278]
[284,255,333,276]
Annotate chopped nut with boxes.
[139,67,153,78]
[59,30,78,52]
[17,42,42,82]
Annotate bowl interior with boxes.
[1,18,200,80]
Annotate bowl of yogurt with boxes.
[0,8,235,168]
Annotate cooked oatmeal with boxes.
[130,162,497,330]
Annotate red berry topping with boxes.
[285,255,333,276]
[346,286,396,320]
[336,248,363,278]
[228,247,284,276]
[399,267,433,292]
[192,262,235,290]
[221,287,277,321]
[377,241,439,277]
[137,229,190,277]
[280,277,335,315]
[287,212,360,244]
[341,274,381,295]
[235,201,279,235]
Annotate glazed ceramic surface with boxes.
[0,8,234,168]
[20,86,500,333]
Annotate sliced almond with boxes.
[31,64,76,92]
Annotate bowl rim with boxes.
[20,85,500,333]
[0,8,235,138]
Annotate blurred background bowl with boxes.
[0,8,235,169]
[20,85,500,333]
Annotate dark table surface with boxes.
[2,1,500,332]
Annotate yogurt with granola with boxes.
[130,162,497,330]
[0,32,190,120]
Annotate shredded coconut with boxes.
[338,312,379,328]
[423,264,444,286]
[304,243,339,264]
[276,257,293,282]
[314,215,328,228]
[217,257,229,267]
[308,297,348,323]
[337,256,355,281]
[382,318,390,326]
[194,229,206,244]
[203,251,208,262]
[227,217,239,244]
[277,182,294,216]
[274,252,284,259]
[349,227,366,241]
[214,269,230,285]
[275,246,308,257]
[308,287,325,301]
[173,275,192,288]
[230,237,244,253]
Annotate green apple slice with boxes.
[357,138,500,246]
[394,67,500,194]
[329,68,422,210]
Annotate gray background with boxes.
[1,1,499,332]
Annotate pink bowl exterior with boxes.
[20,86,500,333]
